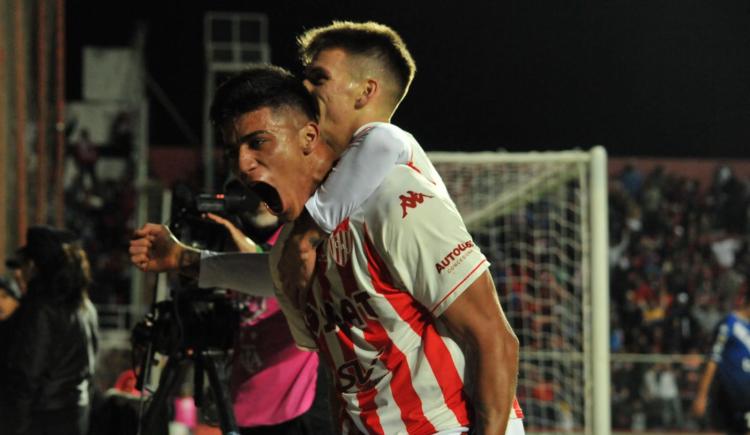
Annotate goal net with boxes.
[429,148,610,435]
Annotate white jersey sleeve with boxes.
[363,165,490,316]
[305,123,410,233]
[198,251,274,296]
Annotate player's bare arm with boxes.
[442,270,520,435]
[692,359,717,417]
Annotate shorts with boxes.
[505,419,526,435]
[713,381,750,434]
[464,419,525,435]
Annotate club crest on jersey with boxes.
[436,240,474,274]
[328,219,353,266]
[399,190,433,218]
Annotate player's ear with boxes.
[299,121,320,155]
[354,78,378,110]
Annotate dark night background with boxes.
[66,0,750,157]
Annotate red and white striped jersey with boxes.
[272,124,523,434]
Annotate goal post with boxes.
[428,146,610,435]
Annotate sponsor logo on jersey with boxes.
[399,190,433,218]
[436,240,474,274]
[336,351,384,391]
[304,291,378,335]
[328,220,353,266]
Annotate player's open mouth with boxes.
[251,182,283,216]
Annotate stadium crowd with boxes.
[609,163,749,430]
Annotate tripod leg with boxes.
[200,350,240,435]
[139,356,186,435]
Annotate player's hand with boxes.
[204,212,258,253]
[129,223,184,272]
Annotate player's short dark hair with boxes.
[298,21,416,104]
[210,64,319,127]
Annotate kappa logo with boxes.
[399,190,434,218]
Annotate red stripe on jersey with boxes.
[430,259,489,314]
[360,227,426,336]
[421,326,470,425]
[407,160,436,186]
[407,161,422,174]
[513,397,524,419]
[318,268,384,434]
[336,248,435,434]
[317,250,385,435]
[358,387,384,435]
[362,224,470,428]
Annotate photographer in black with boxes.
[129,188,333,435]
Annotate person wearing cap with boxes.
[0,226,98,435]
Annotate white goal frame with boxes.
[428,146,610,435]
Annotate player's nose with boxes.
[238,146,260,179]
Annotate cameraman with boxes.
[130,205,332,435]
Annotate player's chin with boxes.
[251,181,284,216]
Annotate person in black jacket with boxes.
[0,226,98,435]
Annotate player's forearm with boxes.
[696,361,717,400]
[177,247,202,278]
[474,332,519,434]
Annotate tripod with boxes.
[133,289,242,435]
[137,345,239,435]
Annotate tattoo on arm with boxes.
[178,249,201,278]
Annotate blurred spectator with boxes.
[642,364,662,427]
[89,368,143,435]
[657,363,683,428]
[0,226,99,435]
[73,129,99,189]
[109,111,133,155]
[618,163,643,199]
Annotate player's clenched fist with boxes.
[129,223,186,272]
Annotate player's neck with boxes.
[736,308,750,321]
[349,106,392,138]
[308,144,337,190]
[330,106,395,156]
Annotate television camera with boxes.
[131,180,270,435]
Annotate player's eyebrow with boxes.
[304,65,328,80]
[237,130,270,144]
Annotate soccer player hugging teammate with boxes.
[211,24,525,435]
